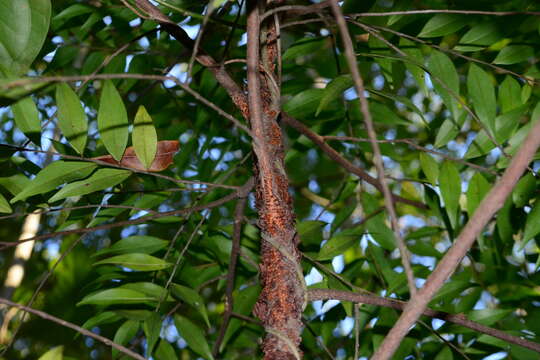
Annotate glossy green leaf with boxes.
[174,315,214,360]
[493,45,534,65]
[282,37,326,61]
[112,320,139,359]
[499,76,522,113]
[419,153,439,186]
[418,14,467,38]
[0,193,12,213]
[512,173,536,207]
[37,345,63,360]
[362,193,396,250]
[283,88,324,119]
[11,96,41,145]
[94,253,171,271]
[434,115,465,148]
[81,311,121,330]
[11,161,97,203]
[94,236,169,257]
[155,340,177,360]
[522,199,540,245]
[144,312,161,354]
[171,284,210,328]
[466,173,490,217]
[56,83,87,154]
[48,168,130,202]
[318,227,363,260]
[133,105,157,170]
[468,308,512,326]
[98,80,128,161]
[439,161,461,229]
[0,0,51,74]
[120,282,172,301]
[467,64,497,132]
[455,22,501,52]
[428,51,460,119]
[78,288,155,306]
[316,75,352,116]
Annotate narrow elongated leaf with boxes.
[439,161,461,229]
[498,76,522,113]
[94,253,171,271]
[120,282,173,301]
[56,83,87,154]
[455,22,501,52]
[419,153,439,186]
[493,45,534,65]
[133,105,157,169]
[468,64,497,132]
[400,38,428,96]
[512,173,536,207]
[144,312,161,354]
[0,193,12,213]
[466,173,490,217]
[155,340,177,360]
[428,51,460,119]
[11,96,41,144]
[318,227,363,260]
[316,75,352,116]
[522,199,540,245]
[93,236,169,257]
[11,161,97,202]
[98,80,128,161]
[0,0,51,74]
[174,315,214,360]
[78,288,154,306]
[112,320,139,359]
[171,284,210,328]
[418,14,467,38]
[48,168,130,202]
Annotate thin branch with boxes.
[372,118,540,359]
[330,0,416,295]
[0,297,145,360]
[0,179,254,249]
[281,113,428,210]
[213,197,247,356]
[308,289,540,354]
[351,9,540,17]
[323,136,497,175]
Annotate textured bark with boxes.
[247,1,304,359]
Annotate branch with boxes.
[0,179,254,249]
[372,118,540,359]
[0,297,146,360]
[309,289,540,353]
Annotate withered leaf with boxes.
[93,140,179,172]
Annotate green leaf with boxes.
[120,282,172,301]
[419,153,439,186]
[468,308,512,326]
[522,199,540,245]
[434,116,465,148]
[466,173,490,217]
[467,64,497,132]
[11,96,41,145]
[37,345,63,360]
[493,45,534,65]
[0,193,12,213]
[98,80,128,161]
[171,284,210,328]
[434,347,453,360]
[318,227,363,261]
[78,288,155,306]
[155,340,177,360]
[283,88,324,119]
[439,161,461,229]
[81,311,121,330]
[0,0,51,74]
[499,76,522,113]
[174,315,214,360]
[144,312,161,354]
[512,173,536,207]
[11,161,97,203]
[48,168,131,202]
[455,22,501,52]
[94,253,171,272]
[56,83,87,154]
[362,193,396,250]
[112,320,139,359]
[400,38,428,96]
[133,105,157,169]
[428,51,460,120]
[94,236,169,257]
[316,75,352,116]
[282,37,325,61]
[418,14,467,38]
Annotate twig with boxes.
[330,0,416,295]
[0,297,145,360]
[371,118,540,359]
[308,289,540,354]
[213,197,247,356]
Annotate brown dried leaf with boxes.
[93,140,179,172]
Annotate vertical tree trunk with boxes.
[247,1,304,359]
